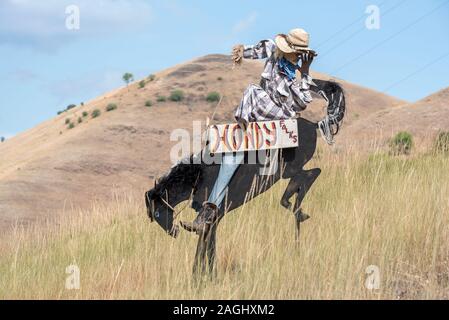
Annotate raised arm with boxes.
[291,52,316,109]
[291,73,314,109]
[243,39,276,59]
[232,39,276,64]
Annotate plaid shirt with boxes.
[234,39,314,124]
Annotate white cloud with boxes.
[0,0,152,50]
[232,12,258,33]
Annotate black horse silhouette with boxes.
[145,79,345,276]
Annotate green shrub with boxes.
[217,77,223,81]
[78,117,82,124]
[138,80,146,89]
[169,90,184,102]
[389,131,413,155]
[91,109,101,118]
[206,92,220,102]
[106,103,118,112]
[148,74,156,81]
[65,118,70,125]
[66,104,76,111]
[1,136,5,143]
[68,122,75,129]
[57,110,64,115]
[145,100,153,107]
[81,102,84,106]
[82,111,88,117]
[433,131,449,154]
[157,96,167,102]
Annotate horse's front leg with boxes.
[280,168,321,210]
[280,168,321,243]
[280,175,301,210]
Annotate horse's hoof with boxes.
[296,212,310,222]
[300,213,310,222]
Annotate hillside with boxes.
[339,87,449,150]
[0,54,406,230]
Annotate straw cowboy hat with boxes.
[275,28,315,54]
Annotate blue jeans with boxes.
[207,152,244,208]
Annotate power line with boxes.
[382,51,449,93]
[314,0,389,49]
[319,0,408,59]
[331,0,449,74]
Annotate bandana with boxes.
[278,57,298,81]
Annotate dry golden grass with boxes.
[0,149,448,299]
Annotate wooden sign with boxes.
[207,119,298,153]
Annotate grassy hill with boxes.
[340,87,449,151]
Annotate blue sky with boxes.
[1,0,448,138]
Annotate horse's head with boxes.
[145,183,179,238]
[144,157,203,238]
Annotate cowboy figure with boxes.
[181,28,316,234]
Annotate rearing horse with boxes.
[145,79,345,276]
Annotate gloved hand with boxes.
[236,117,248,130]
[232,44,244,66]
[299,51,315,75]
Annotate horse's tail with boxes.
[311,79,346,144]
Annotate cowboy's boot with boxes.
[181,202,219,234]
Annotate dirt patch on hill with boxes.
[195,54,232,64]
[167,63,207,78]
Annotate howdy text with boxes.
[208,122,277,153]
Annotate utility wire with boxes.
[331,0,449,74]
[319,0,408,59]
[382,51,449,94]
[314,0,389,49]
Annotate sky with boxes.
[0,0,448,138]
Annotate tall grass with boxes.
[0,151,448,299]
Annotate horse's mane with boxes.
[312,79,346,124]
[311,79,346,142]
[152,154,204,196]
[314,79,344,93]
